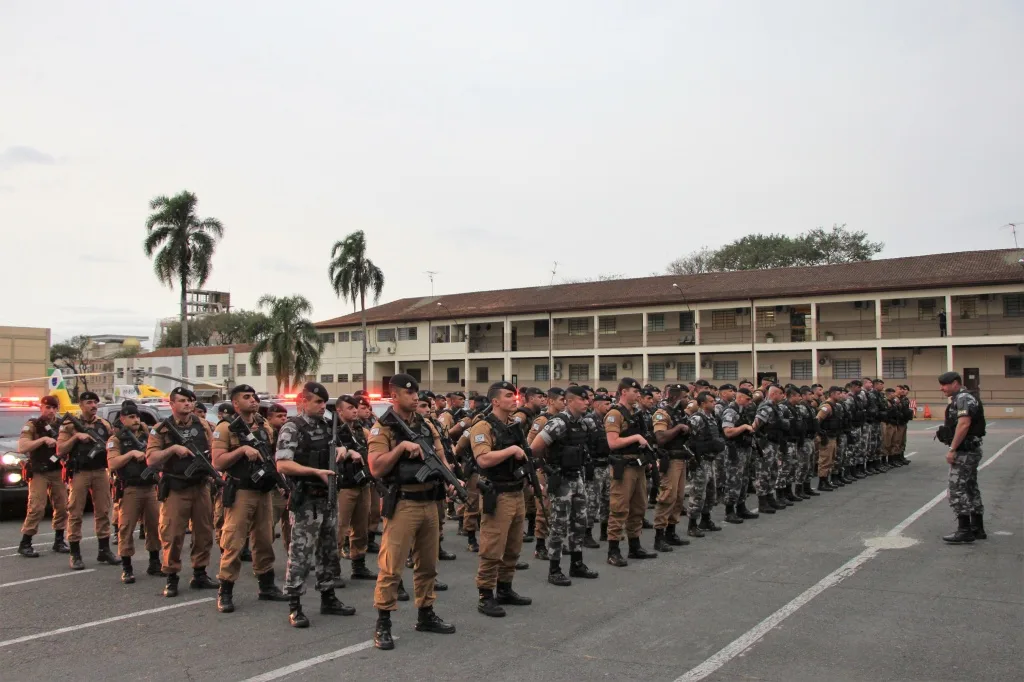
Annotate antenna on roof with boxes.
[425,271,439,297]
[1001,223,1022,249]
[549,262,558,285]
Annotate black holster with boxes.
[547,472,563,495]
[222,478,238,509]
[584,460,595,481]
[22,460,33,482]
[482,487,498,515]
[658,452,670,475]
[380,484,400,519]
[157,477,171,502]
[610,457,626,481]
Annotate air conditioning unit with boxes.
[367,346,380,354]
[818,356,832,366]
[554,362,563,371]
[386,347,396,355]
[553,370,563,380]
[700,359,713,369]
[853,301,867,309]
[622,361,632,370]
[666,361,676,369]
[890,299,906,307]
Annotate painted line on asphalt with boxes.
[675,432,1024,682]
[905,451,918,458]
[0,597,215,649]
[0,569,96,588]
[0,535,96,552]
[238,639,380,681]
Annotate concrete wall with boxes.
[0,326,50,397]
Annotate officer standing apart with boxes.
[57,391,119,570]
[472,381,533,617]
[16,395,70,558]
[530,385,600,586]
[651,384,692,552]
[274,382,355,627]
[212,385,289,613]
[146,387,219,596]
[368,374,456,651]
[937,372,987,544]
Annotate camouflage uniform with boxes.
[719,403,751,505]
[793,402,813,486]
[686,412,717,516]
[712,400,728,502]
[946,389,984,517]
[753,399,780,494]
[583,413,610,525]
[844,395,862,467]
[538,414,589,557]
[775,402,795,488]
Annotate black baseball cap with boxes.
[303,381,329,402]
[79,391,99,402]
[938,371,962,385]
[169,387,196,401]
[230,384,257,398]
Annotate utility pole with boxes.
[425,271,439,297]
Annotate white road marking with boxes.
[905,451,918,458]
[0,535,96,552]
[0,569,96,588]
[676,432,1024,682]
[0,597,215,649]
[238,640,379,681]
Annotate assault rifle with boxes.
[118,426,160,483]
[380,407,468,502]
[510,427,544,502]
[431,417,465,480]
[228,415,292,495]
[61,413,107,465]
[162,417,223,487]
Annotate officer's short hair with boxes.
[696,390,713,405]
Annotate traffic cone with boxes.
[923,404,932,419]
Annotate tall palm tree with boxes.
[143,191,223,379]
[327,231,385,391]
[249,295,324,393]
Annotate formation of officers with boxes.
[18,370,971,652]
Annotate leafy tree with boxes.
[50,335,90,400]
[143,190,224,378]
[328,231,385,392]
[249,295,324,393]
[666,247,716,275]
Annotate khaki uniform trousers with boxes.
[475,489,526,590]
[533,470,549,539]
[653,459,686,529]
[218,488,276,582]
[337,486,371,560]
[817,436,837,478]
[882,424,903,456]
[160,479,214,575]
[373,495,439,611]
[608,463,647,541]
[68,469,112,542]
[462,472,481,533]
[118,485,161,556]
[20,469,68,536]
[368,486,381,533]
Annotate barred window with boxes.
[116,368,124,379]
[338,331,350,342]
[649,363,666,381]
[397,327,417,341]
[447,368,460,383]
[377,328,396,343]
[222,364,230,377]
[679,311,695,332]
[791,360,813,381]
[713,361,738,381]
[832,359,861,380]
[598,317,617,335]
[350,330,363,342]
[476,367,489,383]
[534,365,549,381]
[208,365,217,378]
[236,364,246,377]
[352,373,364,382]
[337,374,349,383]
[251,363,261,376]
[918,299,936,321]
[676,362,695,381]
[318,332,335,344]
[756,309,776,329]
[599,363,617,381]
[567,318,588,336]
[569,364,589,382]
[1006,356,1024,378]
[321,374,334,383]
[647,314,665,332]
[959,297,977,319]
[1004,294,1024,317]
[195,365,204,378]
[266,363,276,375]
[882,357,907,379]
[879,303,890,323]
[711,310,736,330]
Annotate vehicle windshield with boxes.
[0,412,34,437]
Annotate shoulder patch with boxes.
[107,441,116,449]
[149,428,158,436]
[474,434,486,443]
[530,423,541,432]
[654,413,665,421]
[370,427,380,436]
[21,424,31,432]
[607,415,616,423]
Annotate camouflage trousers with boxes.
[868,423,882,461]
[586,464,610,525]
[793,440,814,485]
[547,473,588,557]
[776,441,796,487]
[857,425,871,465]
[688,458,716,516]
[285,498,339,596]
[948,450,984,516]
[722,443,751,505]
[754,442,778,495]
[713,451,726,503]
[834,434,847,474]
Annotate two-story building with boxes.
[313,249,1024,416]
[113,344,279,400]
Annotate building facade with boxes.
[313,250,1024,416]
[113,344,280,400]
[84,335,149,399]
[0,326,50,398]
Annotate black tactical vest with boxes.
[28,418,61,473]
[478,414,522,483]
[690,412,724,457]
[547,412,588,473]
[821,401,841,434]
[387,415,444,487]
[162,416,212,487]
[114,426,153,486]
[607,405,643,455]
[588,413,611,463]
[227,417,276,492]
[662,406,691,456]
[70,418,111,471]
[943,390,986,443]
[288,415,332,489]
[337,421,371,488]
[851,394,867,426]
[512,407,536,438]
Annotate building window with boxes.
[832,359,861,380]
[679,311,695,332]
[321,374,334,383]
[713,361,738,381]
[534,365,549,381]
[882,357,907,379]
[116,368,124,379]
[918,299,937,321]
[209,365,217,378]
[1006,356,1024,378]
[352,373,364,382]
[534,320,549,338]
[599,363,617,381]
[351,330,364,342]
[377,328,396,343]
[567,318,588,336]
[195,365,204,378]
[397,327,417,341]
[319,332,335,344]
[407,368,421,382]
[1004,294,1024,317]
[649,363,666,381]
[879,303,890,323]
[598,317,617,335]
[711,310,736,330]
[431,325,465,343]
[677,362,696,381]
[236,364,246,377]
[337,331,350,342]
[476,367,489,383]
[756,309,776,329]
[222,364,230,377]
[647,313,665,332]
[791,360,813,381]
[266,363,275,375]
[337,374,349,383]
[959,297,977,319]
[447,367,460,384]
[568,364,589,382]
[251,363,261,376]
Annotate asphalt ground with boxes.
[0,422,1021,682]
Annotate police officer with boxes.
[472,381,533,617]
[334,394,378,581]
[16,395,70,557]
[651,384,692,551]
[441,393,478,550]
[57,391,118,570]
[530,385,599,586]
[264,403,292,551]
[355,396,382,553]
[525,388,565,561]
[720,387,759,524]
[368,374,456,651]
[106,400,162,582]
[603,378,657,566]
[639,388,660,512]
[274,382,354,627]
[512,387,543,544]
[752,384,786,513]
[775,388,802,503]
[686,391,725,536]
[937,372,987,544]
[582,392,611,545]
[815,387,843,492]
[896,384,915,465]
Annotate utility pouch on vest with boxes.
[380,484,400,519]
[936,425,953,445]
[547,472,562,496]
[222,478,238,509]
[610,456,626,481]
[819,432,831,446]
[658,451,670,475]
[584,460,595,481]
[112,478,125,503]
[482,487,498,515]
[158,477,170,502]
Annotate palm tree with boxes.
[327,231,385,391]
[143,191,223,379]
[249,295,324,393]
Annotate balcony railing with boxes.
[816,321,876,342]
[552,335,596,351]
[468,337,504,353]
[700,328,751,345]
[598,331,644,349]
[511,336,550,352]
[646,329,697,347]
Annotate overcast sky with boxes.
[3,1,1022,345]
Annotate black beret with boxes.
[169,387,196,401]
[694,379,710,387]
[596,387,609,394]
[353,390,368,397]
[719,383,737,391]
[79,391,99,402]
[592,394,611,402]
[449,391,466,399]
[194,401,207,413]
[417,391,433,402]
[885,388,895,394]
[267,402,288,414]
[488,381,516,394]
[303,381,329,402]
[737,388,753,397]
[548,387,566,397]
[218,401,233,413]
[521,387,544,398]
[389,374,419,392]
[120,401,139,416]
[580,385,593,393]
[938,371,961,385]
[664,383,686,393]
[340,394,362,408]
[640,388,655,398]
[230,384,257,398]
[40,395,59,408]
[566,385,588,398]
[618,377,641,391]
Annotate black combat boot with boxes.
[533,538,549,561]
[163,573,179,598]
[724,505,743,524]
[121,556,135,584]
[899,453,911,465]
[68,541,85,570]
[320,589,356,616]
[627,536,658,559]
[879,458,891,472]
[240,540,252,562]
[374,610,394,649]
[766,493,784,510]
[599,521,608,542]
[548,559,572,586]
[942,515,975,544]
[606,540,628,567]
[829,473,843,488]
[516,560,530,570]
[756,495,776,514]
[791,484,809,501]
[434,578,448,591]
[569,551,599,578]
[17,535,39,558]
[288,595,309,628]
[970,513,987,540]
[138,524,146,540]
[803,480,820,497]
[818,476,835,492]
[466,532,479,553]
[665,524,690,545]
[774,489,791,506]
[687,517,705,537]
[366,531,380,553]
[257,570,289,601]
[217,580,235,613]
[844,466,857,482]
[582,526,600,548]
[147,550,164,576]
[190,568,219,589]
[641,517,654,529]
[784,486,802,503]
[351,556,377,580]
[523,515,536,543]
[497,581,532,605]
[438,542,456,560]
[653,528,674,552]
[397,580,410,601]
[414,606,456,634]
[698,513,722,532]
[477,588,506,617]
[52,529,70,553]
[97,537,120,565]
[737,501,759,519]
